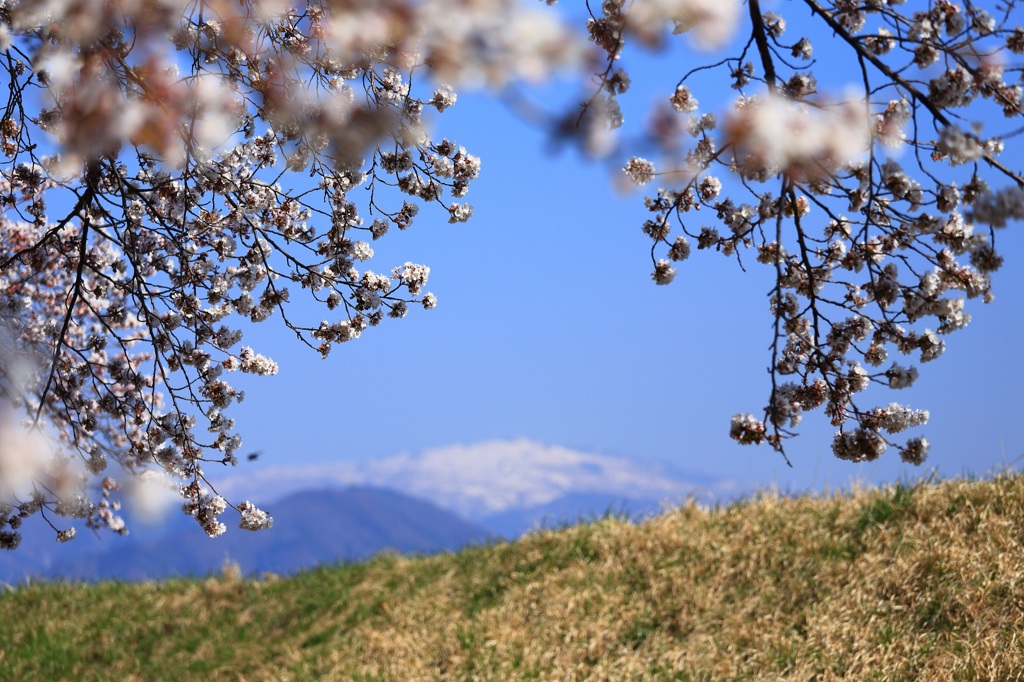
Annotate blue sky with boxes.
[228,109,1024,496]
[225,15,1024,500]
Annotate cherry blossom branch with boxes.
[33,164,102,427]
[801,0,1024,187]
[748,0,779,92]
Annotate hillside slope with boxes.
[2,474,1024,680]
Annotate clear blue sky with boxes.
[226,21,1024,499]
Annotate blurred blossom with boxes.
[668,0,741,50]
[416,0,583,86]
[124,469,180,525]
[724,94,870,181]
[0,410,54,502]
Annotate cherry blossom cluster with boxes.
[599,0,1024,464]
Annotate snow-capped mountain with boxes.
[219,439,750,536]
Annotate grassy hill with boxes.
[2,473,1024,681]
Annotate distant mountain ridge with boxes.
[0,487,492,583]
[219,439,751,537]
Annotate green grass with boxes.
[3,473,1024,680]
[853,479,917,535]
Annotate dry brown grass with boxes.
[3,473,1024,680]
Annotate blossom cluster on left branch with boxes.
[0,0,577,544]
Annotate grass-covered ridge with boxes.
[3,473,1024,681]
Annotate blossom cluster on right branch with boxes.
[599,0,1024,464]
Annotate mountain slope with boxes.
[2,473,1023,680]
